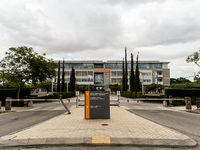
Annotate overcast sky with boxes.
[0,0,200,80]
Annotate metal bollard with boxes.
[5,97,12,111]
[118,95,120,107]
[76,98,78,108]
[28,101,33,107]
[163,101,168,107]
[185,97,192,110]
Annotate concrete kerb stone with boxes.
[0,137,197,148]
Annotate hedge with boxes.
[164,88,200,98]
[121,91,142,98]
[0,88,30,106]
[31,91,75,99]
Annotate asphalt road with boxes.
[122,101,200,150]
[0,102,74,137]
[1,97,200,150]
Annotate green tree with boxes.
[109,84,121,92]
[57,60,61,92]
[125,47,128,91]
[130,53,135,92]
[186,49,200,67]
[62,59,65,92]
[122,58,125,91]
[170,77,191,84]
[69,67,76,92]
[146,84,163,92]
[135,53,140,97]
[0,46,57,98]
[37,81,54,94]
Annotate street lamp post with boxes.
[67,81,68,93]
[51,78,54,95]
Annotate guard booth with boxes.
[85,91,110,119]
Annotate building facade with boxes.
[54,60,170,90]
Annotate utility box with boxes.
[85,91,110,119]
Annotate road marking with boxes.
[92,137,110,145]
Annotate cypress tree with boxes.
[62,59,65,92]
[122,58,125,91]
[125,47,128,91]
[57,60,60,92]
[130,53,135,92]
[69,67,76,92]
[135,53,140,97]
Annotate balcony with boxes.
[157,75,163,78]
[157,82,163,85]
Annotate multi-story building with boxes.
[54,60,170,90]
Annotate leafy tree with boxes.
[125,47,128,91]
[122,58,125,91]
[62,59,65,92]
[130,53,135,92]
[57,60,61,92]
[170,77,191,84]
[135,53,140,97]
[0,46,57,98]
[146,84,163,92]
[186,49,200,67]
[37,81,54,94]
[69,67,76,92]
[109,84,121,92]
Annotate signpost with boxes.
[85,91,110,119]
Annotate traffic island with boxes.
[0,107,197,148]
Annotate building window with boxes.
[88,71,93,76]
[157,72,162,75]
[116,63,122,69]
[140,64,150,69]
[111,71,116,76]
[94,64,104,68]
[157,79,162,82]
[71,63,82,69]
[83,63,93,69]
[111,78,116,82]
[143,79,151,82]
[82,71,87,76]
[65,71,70,75]
[76,71,81,76]
[94,73,104,84]
[117,71,122,76]
[82,78,87,82]
[116,78,121,82]
[65,78,70,82]
[76,78,81,82]
[151,63,162,69]
[105,63,116,69]
[65,63,70,68]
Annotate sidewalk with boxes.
[0,106,197,148]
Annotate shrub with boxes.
[0,88,30,106]
[164,88,200,98]
[121,91,142,98]
[196,100,200,108]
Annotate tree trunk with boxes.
[17,82,24,99]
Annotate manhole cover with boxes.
[101,124,109,126]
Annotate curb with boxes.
[0,137,197,148]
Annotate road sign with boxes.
[85,91,110,119]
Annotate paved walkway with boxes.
[0,105,196,147]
